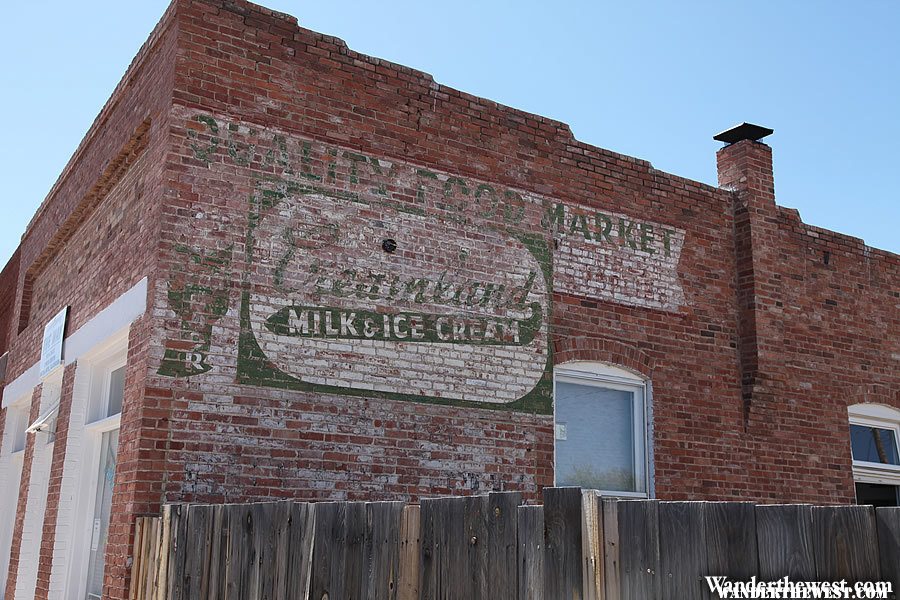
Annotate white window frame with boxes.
[62,331,127,600]
[9,401,29,455]
[12,373,62,600]
[0,394,31,598]
[553,361,650,498]
[849,404,900,487]
[86,357,127,426]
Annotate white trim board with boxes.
[2,277,148,409]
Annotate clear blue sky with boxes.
[1,0,897,269]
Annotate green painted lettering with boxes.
[594,213,614,243]
[570,214,592,240]
[640,224,656,254]
[618,218,638,249]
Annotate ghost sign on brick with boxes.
[160,111,689,414]
[239,177,553,413]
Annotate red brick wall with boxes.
[717,140,900,502]
[129,0,897,516]
[0,248,20,360]
[142,0,751,513]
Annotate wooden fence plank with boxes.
[205,504,226,600]
[241,504,258,600]
[602,499,621,600]
[157,507,173,600]
[446,496,467,600]
[130,517,145,600]
[169,505,190,600]
[310,502,348,600]
[543,487,583,600]
[142,517,155,600]
[251,503,278,600]
[287,502,316,600]
[422,497,461,600]
[342,502,368,600]
[224,504,249,600]
[419,498,439,600]
[145,518,160,600]
[487,492,521,600]
[814,505,880,583]
[463,494,488,600]
[517,505,543,600]
[704,502,758,586]
[876,507,900,595]
[659,502,707,600]
[617,500,659,600]
[756,504,815,581]
[366,501,404,600]
[263,502,291,600]
[581,490,602,600]
[166,504,186,600]
[180,505,206,600]
[397,505,420,600]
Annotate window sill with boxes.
[84,413,121,433]
[853,463,900,485]
[573,488,649,499]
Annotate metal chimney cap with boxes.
[713,123,774,144]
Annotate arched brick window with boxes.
[554,361,651,497]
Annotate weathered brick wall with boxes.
[138,0,898,514]
[142,0,750,510]
[0,248,20,360]
[718,140,900,503]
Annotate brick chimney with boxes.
[715,123,781,427]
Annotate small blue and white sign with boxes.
[39,306,68,378]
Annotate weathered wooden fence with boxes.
[130,488,900,600]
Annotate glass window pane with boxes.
[106,366,126,417]
[555,381,641,492]
[12,408,27,452]
[850,424,900,465]
[85,429,119,600]
[855,482,900,508]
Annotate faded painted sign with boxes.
[242,184,551,410]
[160,109,689,413]
[547,202,686,311]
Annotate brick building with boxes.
[0,0,897,598]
